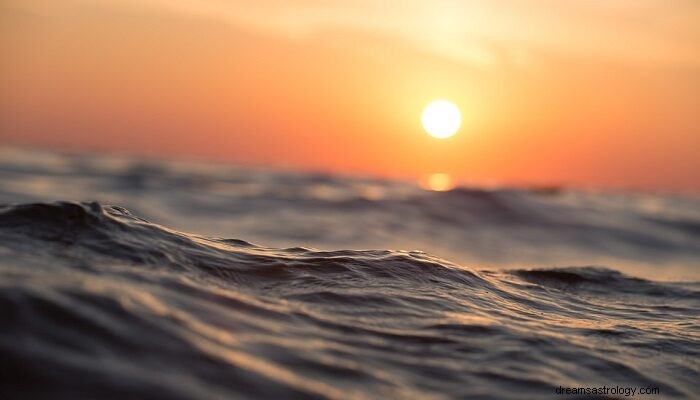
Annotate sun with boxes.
[421,100,461,139]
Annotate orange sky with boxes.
[1,0,699,191]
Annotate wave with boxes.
[1,201,698,399]
[2,147,699,283]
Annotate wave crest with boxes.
[0,201,698,399]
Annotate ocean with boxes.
[0,147,698,399]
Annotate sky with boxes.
[1,0,699,191]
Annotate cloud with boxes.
[131,0,700,69]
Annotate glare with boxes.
[421,100,461,139]
[423,173,455,191]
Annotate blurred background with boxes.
[1,1,699,280]
[1,0,699,190]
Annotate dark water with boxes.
[0,148,699,399]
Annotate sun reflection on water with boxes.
[422,173,455,191]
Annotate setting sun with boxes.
[1,1,698,399]
[421,100,462,139]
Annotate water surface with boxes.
[0,148,698,399]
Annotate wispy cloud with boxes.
[134,0,700,68]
